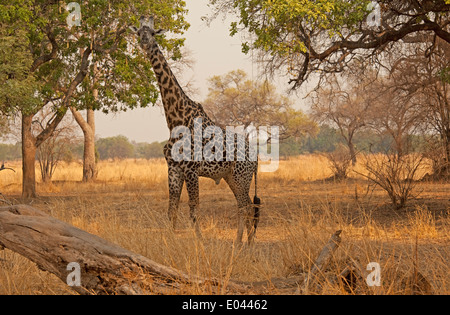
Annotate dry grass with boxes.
[0,155,449,295]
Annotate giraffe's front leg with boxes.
[168,164,184,230]
[185,171,203,239]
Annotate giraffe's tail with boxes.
[252,166,261,232]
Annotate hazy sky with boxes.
[93,0,305,143]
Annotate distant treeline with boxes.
[280,124,401,157]
[0,136,167,162]
[0,142,21,161]
[0,124,426,162]
[282,124,428,158]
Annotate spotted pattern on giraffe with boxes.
[130,16,261,244]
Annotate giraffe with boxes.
[129,16,260,244]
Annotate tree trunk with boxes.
[71,58,98,183]
[82,109,97,182]
[71,108,97,182]
[395,134,405,158]
[21,113,37,198]
[19,45,90,196]
[445,129,450,164]
[440,128,450,176]
[348,140,357,166]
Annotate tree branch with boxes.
[30,27,58,73]
[35,47,92,147]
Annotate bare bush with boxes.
[37,131,74,183]
[421,140,450,181]
[359,153,425,209]
[35,108,80,183]
[323,144,353,181]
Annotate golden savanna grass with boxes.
[0,155,449,295]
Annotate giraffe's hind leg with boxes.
[168,164,184,230]
[185,171,203,239]
[224,171,253,245]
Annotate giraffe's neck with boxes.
[145,43,196,131]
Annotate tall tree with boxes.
[69,1,189,182]
[0,0,189,195]
[208,0,450,90]
[69,60,99,182]
[1,3,75,197]
[369,77,424,158]
[70,107,97,181]
[203,69,317,140]
[380,37,450,173]
[310,73,374,165]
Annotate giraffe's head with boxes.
[129,16,167,50]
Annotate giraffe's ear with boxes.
[129,26,139,34]
[155,29,168,36]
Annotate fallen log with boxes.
[0,205,246,295]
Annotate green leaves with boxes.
[0,0,190,116]
[234,0,370,51]
[439,67,450,84]
[210,0,373,87]
[0,0,34,24]
[70,0,189,113]
[209,0,450,89]
[264,0,336,22]
[0,27,39,115]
